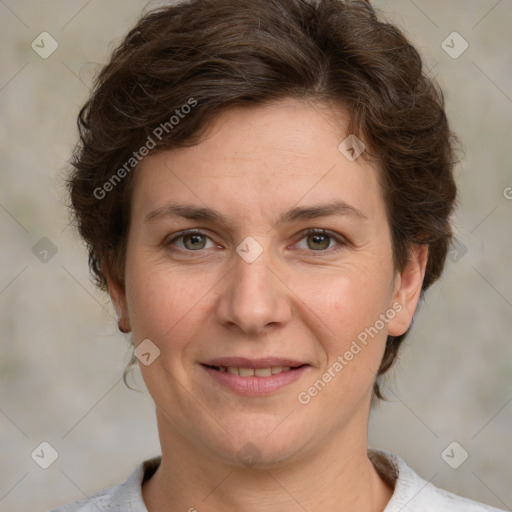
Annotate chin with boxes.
[201,418,311,470]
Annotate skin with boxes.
[105,98,428,512]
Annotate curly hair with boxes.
[67,0,459,399]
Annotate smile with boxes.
[200,363,309,395]
[207,365,298,376]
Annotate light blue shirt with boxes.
[49,449,506,511]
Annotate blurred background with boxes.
[0,1,511,510]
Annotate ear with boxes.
[102,259,131,333]
[387,244,428,337]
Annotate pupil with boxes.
[185,234,205,250]
[309,234,329,250]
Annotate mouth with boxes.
[200,357,310,395]
[202,364,307,377]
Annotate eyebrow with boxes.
[144,199,367,225]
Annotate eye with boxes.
[294,229,345,253]
[167,229,216,251]
[166,228,346,255]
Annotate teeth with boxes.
[255,368,271,377]
[216,366,294,376]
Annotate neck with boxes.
[142,408,393,512]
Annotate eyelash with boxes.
[165,228,347,256]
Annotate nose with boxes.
[215,242,292,336]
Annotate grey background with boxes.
[0,1,511,511]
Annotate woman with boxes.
[52,0,505,510]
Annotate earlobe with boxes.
[387,244,428,337]
[102,260,131,333]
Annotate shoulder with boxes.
[369,449,506,512]
[48,457,161,512]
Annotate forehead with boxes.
[131,99,384,224]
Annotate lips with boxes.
[201,357,308,377]
[201,358,310,395]
[202,357,307,369]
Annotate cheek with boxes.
[304,266,392,331]
[299,266,393,377]
[124,253,204,343]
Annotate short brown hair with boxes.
[67,0,459,398]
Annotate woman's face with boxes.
[107,98,425,467]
